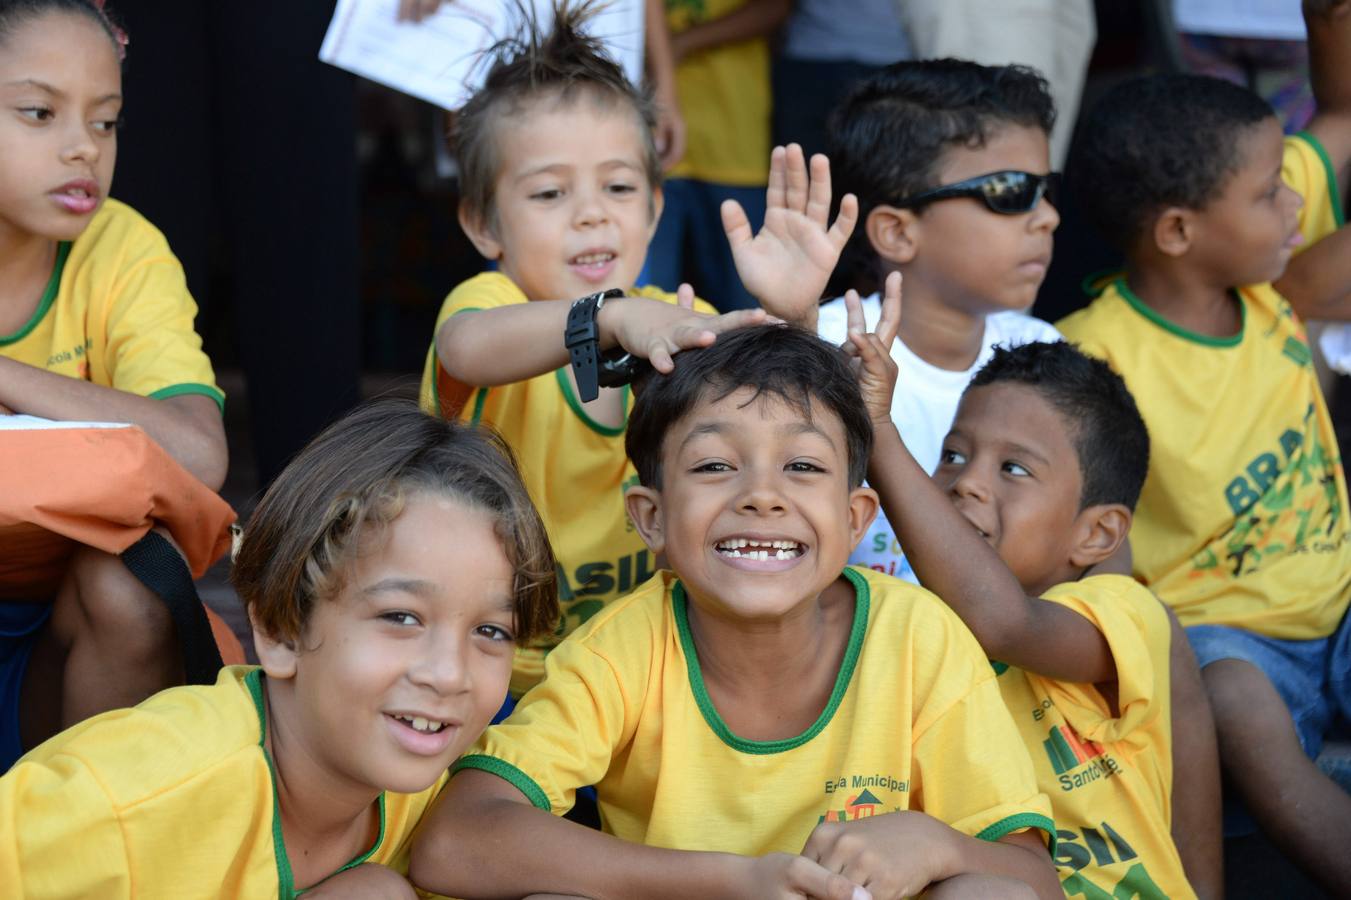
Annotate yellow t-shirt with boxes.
[454,567,1055,856]
[0,667,446,899]
[665,0,771,186]
[419,272,718,695]
[997,576,1191,899]
[0,199,222,411]
[1057,134,1351,640]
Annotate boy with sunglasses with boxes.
[762,58,1062,582]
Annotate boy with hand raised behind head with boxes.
[1057,1,1351,891]
[411,324,1061,900]
[843,275,1221,898]
[421,3,855,700]
[758,59,1062,584]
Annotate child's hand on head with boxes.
[801,810,956,900]
[606,287,771,373]
[843,271,902,427]
[723,144,859,330]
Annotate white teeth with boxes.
[572,252,614,265]
[398,715,445,734]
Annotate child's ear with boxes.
[1068,503,1132,570]
[624,485,666,555]
[865,205,920,266]
[647,184,665,237]
[248,606,299,681]
[847,486,881,551]
[458,201,503,261]
[1151,207,1195,258]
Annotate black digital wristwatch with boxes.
[564,289,652,402]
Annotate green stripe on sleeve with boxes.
[976,812,1058,857]
[451,754,553,812]
[149,382,225,414]
[1295,130,1346,227]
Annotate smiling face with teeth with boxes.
[0,11,120,249]
[459,91,661,302]
[254,492,518,800]
[934,382,1107,596]
[626,386,878,621]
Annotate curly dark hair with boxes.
[969,341,1150,511]
[1069,74,1275,252]
[626,325,873,490]
[455,1,659,230]
[826,59,1056,295]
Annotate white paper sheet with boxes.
[320,0,645,111]
[0,415,130,431]
[1173,0,1307,40]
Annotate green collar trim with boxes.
[0,241,70,346]
[990,660,1010,676]
[1115,278,1244,348]
[1295,130,1346,228]
[246,669,389,898]
[555,368,629,437]
[674,568,870,754]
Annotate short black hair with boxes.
[969,341,1150,510]
[1070,74,1275,252]
[626,325,872,489]
[826,59,1056,294]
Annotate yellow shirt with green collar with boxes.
[419,272,718,696]
[0,666,447,899]
[454,567,1055,856]
[665,0,771,187]
[0,199,223,412]
[997,576,1191,900]
[1057,132,1351,640]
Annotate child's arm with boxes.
[0,357,227,490]
[645,0,685,169]
[409,770,868,900]
[1272,0,1351,319]
[801,811,1060,900]
[1163,606,1224,900]
[436,285,768,387]
[667,0,791,63]
[723,145,859,331]
[304,863,416,899]
[848,276,1115,684]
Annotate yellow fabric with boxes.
[0,199,222,411]
[665,0,771,186]
[1057,134,1351,639]
[998,576,1192,899]
[419,272,718,695]
[455,567,1055,855]
[0,666,446,899]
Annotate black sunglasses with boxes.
[893,170,1060,215]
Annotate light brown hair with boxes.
[232,399,558,644]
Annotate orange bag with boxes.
[0,419,243,667]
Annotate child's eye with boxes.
[380,611,420,627]
[940,449,967,466]
[92,116,121,133]
[1002,461,1031,477]
[475,623,515,643]
[530,188,563,201]
[607,182,637,195]
[17,106,53,122]
[786,461,825,473]
[692,461,732,473]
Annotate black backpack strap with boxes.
[119,530,224,685]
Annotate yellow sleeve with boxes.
[451,626,637,815]
[1034,578,1171,750]
[1286,132,1346,248]
[419,273,527,417]
[0,752,131,897]
[909,613,1055,848]
[101,222,221,412]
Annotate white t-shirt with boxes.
[817,295,1062,580]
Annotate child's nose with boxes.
[573,189,609,227]
[410,631,472,694]
[737,473,788,514]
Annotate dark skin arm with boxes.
[846,275,1116,685]
[1272,0,1351,319]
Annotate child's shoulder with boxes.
[14,665,266,810]
[438,271,529,318]
[69,198,174,266]
[850,566,995,671]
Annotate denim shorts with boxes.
[0,601,53,772]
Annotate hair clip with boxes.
[91,0,130,61]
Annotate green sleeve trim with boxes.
[674,567,870,754]
[1115,278,1244,348]
[451,754,553,812]
[555,367,629,437]
[1295,130,1346,227]
[0,241,70,346]
[469,387,489,426]
[148,382,226,413]
[975,812,1058,857]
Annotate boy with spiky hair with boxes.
[420,3,855,700]
[1057,1,1351,890]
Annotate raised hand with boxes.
[724,144,858,330]
[843,271,902,426]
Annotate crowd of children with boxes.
[2,0,1351,896]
